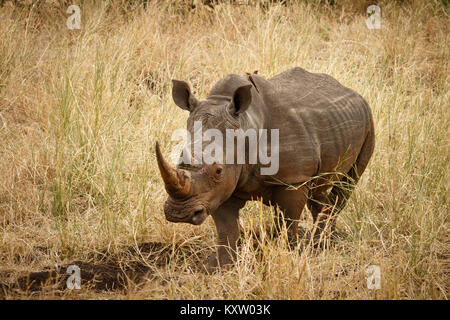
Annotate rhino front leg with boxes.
[272,186,308,246]
[205,197,246,272]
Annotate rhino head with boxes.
[156,78,253,225]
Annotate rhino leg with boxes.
[307,126,375,246]
[205,197,246,272]
[272,186,308,246]
[327,124,375,215]
[306,192,337,246]
[307,193,329,224]
[306,167,364,246]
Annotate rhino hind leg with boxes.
[326,122,375,221]
[307,126,375,246]
[306,192,335,246]
[306,171,356,247]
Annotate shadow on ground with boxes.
[0,242,211,296]
[0,227,344,297]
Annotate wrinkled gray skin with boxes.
[156,67,375,271]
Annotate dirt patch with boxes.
[0,241,211,296]
[0,231,338,297]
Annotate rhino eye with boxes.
[215,167,222,175]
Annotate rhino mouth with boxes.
[164,200,209,225]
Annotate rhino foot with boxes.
[306,227,341,249]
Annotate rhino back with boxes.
[264,67,372,183]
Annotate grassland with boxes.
[0,0,448,299]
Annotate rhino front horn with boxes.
[155,141,191,198]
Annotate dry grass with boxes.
[0,0,448,299]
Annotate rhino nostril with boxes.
[193,209,204,217]
[191,208,207,225]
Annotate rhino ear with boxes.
[172,80,198,111]
[229,84,252,115]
